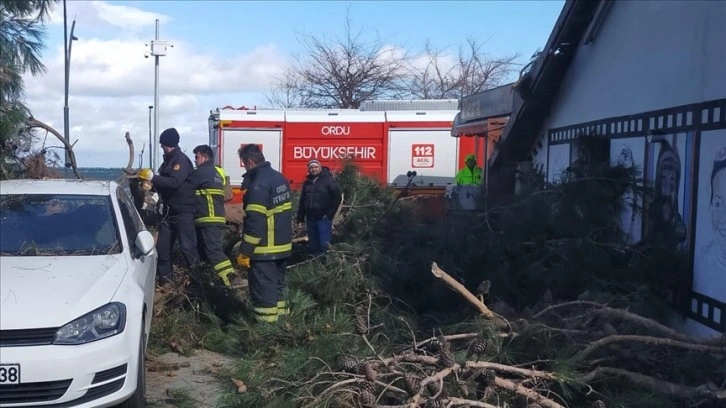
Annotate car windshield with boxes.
[0,194,121,256]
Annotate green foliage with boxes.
[161,157,719,407]
[1,0,57,179]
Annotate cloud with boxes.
[24,1,286,168]
[48,1,170,33]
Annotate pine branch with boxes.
[582,367,726,400]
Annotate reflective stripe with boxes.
[196,188,225,196]
[277,300,290,315]
[245,202,292,216]
[244,202,292,255]
[254,243,292,254]
[207,195,214,221]
[244,234,261,244]
[254,306,279,323]
[195,216,226,224]
[267,206,275,251]
[245,204,268,214]
[214,259,234,272]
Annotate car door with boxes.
[116,188,157,335]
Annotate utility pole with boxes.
[63,0,77,176]
[145,20,172,170]
[148,106,154,169]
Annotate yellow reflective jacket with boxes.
[455,166,483,186]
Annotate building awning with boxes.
[451,113,490,137]
[450,83,515,137]
[452,114,509,138]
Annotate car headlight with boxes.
[54,303,126,345]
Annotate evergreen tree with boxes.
[0,0,56,179]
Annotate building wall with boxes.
[532,0,726,169]
[531,1,726,335]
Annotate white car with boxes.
[0,180,157,407]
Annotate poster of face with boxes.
[643,133,692,250]
[611,137,646,243]
[547,144,571,184]
[693,129,726,304]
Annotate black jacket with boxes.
[153,148,195,214]
[240,161,293,261]
[297,168,342,222]
[183,161,227,225]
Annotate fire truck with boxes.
[208,100,492,202]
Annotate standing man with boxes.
[183,145,236,287]
[138,128,199,286]
[455,153,483,186]
[296,159,342,254]
[237,144,293,323]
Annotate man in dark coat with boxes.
[296,159,342,254]
[237,144,293,323]
[139,127,199,286]
[183,144,236,286]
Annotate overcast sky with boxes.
[24,0,564,168]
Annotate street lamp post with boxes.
[63,0,78,176]
[148,106,154,169]
[145,20,172,171]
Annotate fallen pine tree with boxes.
[151,143,725,407]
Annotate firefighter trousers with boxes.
[196,224,234,281]
[156,211,200,284]
[249,258,289,323]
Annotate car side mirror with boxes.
[135,230,155,257]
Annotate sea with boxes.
[51,167,130,187]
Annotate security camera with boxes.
[144,52,150,59]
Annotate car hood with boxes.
[0,255,128,329]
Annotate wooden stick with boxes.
[494,377,565,408]
[431,262,495,319]
[25,117,82,179]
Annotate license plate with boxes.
[0,364,21,385]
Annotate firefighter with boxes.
[296,159,342,254]
[455,153,483,186]
[237,144,293,323]
[139,128,200,286]
[183,145,237,287]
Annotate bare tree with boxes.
[263,68,312,109]
[403,37,520,99]
[265,13,408,109]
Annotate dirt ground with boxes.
[145,349,234,407]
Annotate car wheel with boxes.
[117,332,146,408]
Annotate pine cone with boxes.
[336,355,358,373]
[426,379,442,396]
[358,381,377,407]
[424,399,447,408]
[438,348,456,368]
[403,373,421,396]
[362,362,379,382]
[428,337,444,353]
[472,336,488,355]
[478,369,496,385]
[592,401,607,408]
[354,311,369,335]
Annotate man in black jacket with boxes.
[183,145,236,287]
[139,128,199,285]
[296,159,342,254]
[237,144,293,323]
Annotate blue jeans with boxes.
[307,217,332,254]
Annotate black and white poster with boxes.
[644,133,693,251]
[547,144,571,184]
[693,129,726,304]
[610,137,646,243]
